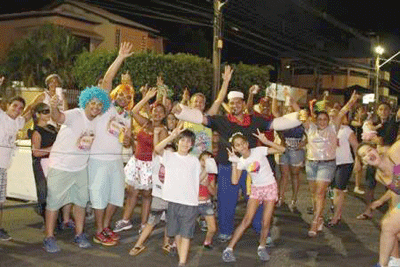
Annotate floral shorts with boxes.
[124,156,153,190]
[249,182,278,203]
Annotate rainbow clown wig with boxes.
[110,83,135,110]
[78,86,111,113]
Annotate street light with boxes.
[374,45,400,102]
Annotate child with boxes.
[0,95,39,240]
[129,144,176,256]
[198,151,217,249]
[154,126,201,267]
[223,129,285,262]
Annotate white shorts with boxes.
[88,158,125,209]
[124,156,153,190]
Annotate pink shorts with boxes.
[249,182,278,203]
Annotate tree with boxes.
[3,23,86,88]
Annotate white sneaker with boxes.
[389,256,400,267]
[353,187,365,195]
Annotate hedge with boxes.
[72,50,273,102]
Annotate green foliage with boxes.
[3,23,86,88]
[73,51,273,102]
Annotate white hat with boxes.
[227,91,244,100]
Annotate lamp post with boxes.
[374,45,384,103]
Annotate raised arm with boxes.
[206,65,233,115]
[333,91,359,130]
[101,42,134,92]
[253,128,285,154]
[154,123,184,155]
[132,87,157,127]
[246,85,260,114]
[21,93,45,122]
[50,95,65,124]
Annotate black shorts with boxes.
[332,163,353,190]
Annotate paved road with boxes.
[0,171,387,267]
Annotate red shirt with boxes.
[199,174,216,198]
[135,130,153,161]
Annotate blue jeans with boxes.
[217,164,263,236]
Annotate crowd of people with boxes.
[1,42,400,267]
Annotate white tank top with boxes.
[306,123,337,161]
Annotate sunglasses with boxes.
[40,109,50,114]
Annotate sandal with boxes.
[162,244,171,255]
[129,245,146,256]
[356,213,372,220]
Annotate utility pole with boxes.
[212,0,227,101]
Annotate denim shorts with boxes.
[279,149,305,167]
[305,160,336,182]
[198,201,215,216]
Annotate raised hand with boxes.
[145,87,158,99]
[119,42,134,59]
[249,84,260,95]
[227,147,240,163]
[222,65,234,82]
[252,128,269,144]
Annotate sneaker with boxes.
[354,187,365,195]
[389,256,400,267]
[0,228,12,241]
[222,248,236,262]
[218,234,232,243]
[257,247,270,261]
[103,227,120,241]
[93,231,117,246]
[114,219,133,233]
[43,236,60,253]
[265,236,275,248]
[74,233,92,249]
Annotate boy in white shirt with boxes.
[0,95,41,240]
[43,86,111,253]
[154,126,201,267]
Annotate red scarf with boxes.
[226,114,251,127]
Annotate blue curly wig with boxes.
[78,86,111,113]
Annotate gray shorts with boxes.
[198,201,215,216]
[166,202,198,239]
[147,197,168,226]
[306,160,336,182]
[279,149,305,166]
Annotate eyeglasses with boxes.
[40,109,50,114]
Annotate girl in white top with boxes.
[301,91,359,237]
[327,110,359,226]
[223,130,285,263]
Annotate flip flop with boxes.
[129,245,146,256]
[356,213,372,220]
[162,244,171,255]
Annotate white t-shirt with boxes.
[237,146,275,186]
[161,150,200,206]
[90,104,131,161]
[152,155,164,198]
[0,109,25,169]
[336,125,354,165]
[49,108,98,172]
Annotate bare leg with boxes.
[132,223,155,248]
[379,209,400,267]
[103,204,118,229]
[94,209,105,233]
[227,199,260,249]
[45,209,59,237]
[62,204,73,222]
[279,164,290,204]
[121,186,139,221]
[175,235,191,266]
[73,206,86,236]
[331,188,345,223]
[314,181,330,220]
[140,190,152,226]
[203,215,217,244]
[290,166,302,203]
[259,200,275,246]
[308,181,317,210]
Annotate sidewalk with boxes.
[0,171,386,267]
